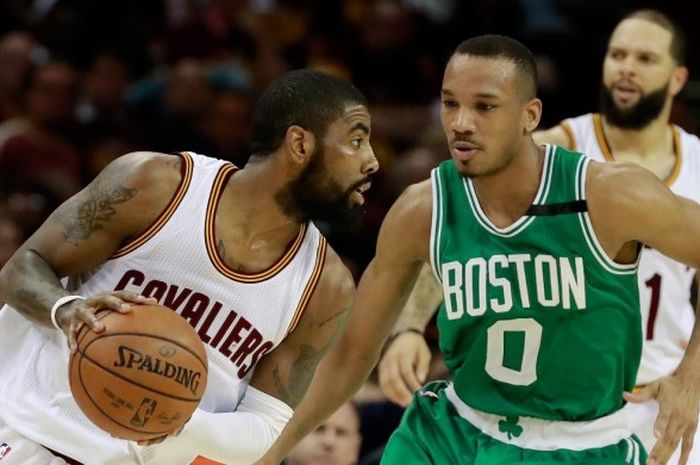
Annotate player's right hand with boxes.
[55,291,157,353]
[378,331,432,407]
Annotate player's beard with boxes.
[275,146,366,232]
[599,81,669,129]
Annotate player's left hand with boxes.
[624,373,700,465]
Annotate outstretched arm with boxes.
[256,180,433,465]
[586,161,700,465]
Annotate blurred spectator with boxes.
[0,31,39,121]
[0,208,22,307]
[0,181,57,239]
[0,60,82,202]
[132,57,214,153]
[77,51,144,177]
[349,0,437,105]
[199,88,253,166]
[285,401,362,465]
[0,206,22,270]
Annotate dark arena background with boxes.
[0,1,696,464]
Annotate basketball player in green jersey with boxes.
[378,11,700,465]
[255,35,700,465]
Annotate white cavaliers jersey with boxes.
[0,152,328,464]
[561,113,700,384]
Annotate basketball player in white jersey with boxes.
[376,9,700,465]
[0,69,378,465]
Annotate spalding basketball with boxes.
[69,304,208,441]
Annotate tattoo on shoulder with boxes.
[59,168,137,245]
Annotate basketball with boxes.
[68,304,208,441]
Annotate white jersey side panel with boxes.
[562,113,699,384]
[0,152,327,464]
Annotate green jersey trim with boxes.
[463,145,555,238]
[430,167,445,282]
[575,156,639,275]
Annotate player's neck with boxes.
[601,112,673,158]
[471,141,545,228]
[219,159,301,243]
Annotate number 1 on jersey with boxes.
[485,318,542,386]
[645,273,661,340]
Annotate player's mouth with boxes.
[612,82,641,103]
[350,181,372,205]
[451,141,481,162]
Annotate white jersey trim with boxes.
[445,383,641,452]
[463,145,554,238]
[575,156,638,275]
[430,167,444,283]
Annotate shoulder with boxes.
[585,160,672,234]
[109,151,183,189]
[291,245,355,336]
[387,178,433,224]
[586,159,661,201]
[534,125,573,149]
[376,178,433,264]
[534,114,598,150]
[314,245,356,307]
[76,152,187,232]
[96,152,184,205]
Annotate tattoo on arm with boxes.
[273,345,319,408]
[58,169,136,245]
[317,307,349,328]
[273,307,350,407]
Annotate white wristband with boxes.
[50,295,85,331]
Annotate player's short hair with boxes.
[452,34,538,100]
[622,9,686,65]
[250,69,367,157]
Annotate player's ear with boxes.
[669,65,689,97]
[524,98,542,134]
[285,125,316,165]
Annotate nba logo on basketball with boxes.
[0,442,11,459]
[130,398,158,427]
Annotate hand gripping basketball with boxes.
[68,303,208,441]
[54,291,158,353]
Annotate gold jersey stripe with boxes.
[112,152,194,258]
[287,236,327,334]
[204,164,308,283]
[592,114,615,162]
[560,121,577,151]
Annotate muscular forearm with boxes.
[392,263,441,333]
[262,335,381,463]
[0,248,69,326]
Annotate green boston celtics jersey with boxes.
[430,145,641,421]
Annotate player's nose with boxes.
[362,144,379,175]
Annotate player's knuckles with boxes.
[115,291,143,302]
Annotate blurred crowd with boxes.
[0,0,698,463]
